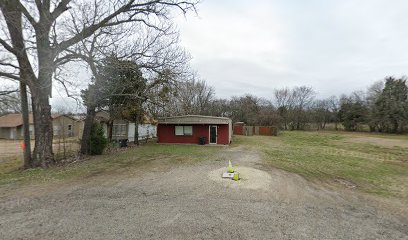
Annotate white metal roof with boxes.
[158,115,231,125]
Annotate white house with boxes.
[127,123,157,142]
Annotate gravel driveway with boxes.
[0,147,407,239]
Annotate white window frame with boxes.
[175,126,193,136]
[209,125,217,144]
[113,124,127,137]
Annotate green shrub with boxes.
[89,122,108,155]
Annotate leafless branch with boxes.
[0,38,18,56]
[0,89,18,96]
[15,1,38,27]
[0,71,20,80]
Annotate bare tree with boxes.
[0,86,20,114]
[206,98,231,117]
[327,95,340,130]
[161,76,215,116]
[0,0,197,167]
[311,99,331,130]
[229,94,261,125]
[257,99,281,126]
[290,86,315,129]
[274,86,315,130]
[274,88,293,130]
[366,80,384,132]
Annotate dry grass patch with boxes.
[234,131,408,200]
[0,143,222,190]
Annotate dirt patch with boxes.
[334,178,357,189]
[346,137,408,148]
[0,140,23,162]
[0,139,79,165]
[208,166,272,190]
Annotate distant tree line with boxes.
[340,77,408,133]
[152,76,408,134]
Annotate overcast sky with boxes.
[175,0,408,99]
[46,0,408,111]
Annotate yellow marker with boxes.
[233,172,240,181]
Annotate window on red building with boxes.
[175,126,193,136]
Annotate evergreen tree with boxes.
[339,95,368,131]
[89,123,108,155]
[374,77,408,133]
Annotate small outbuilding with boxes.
[0,113,77,140]
[157,115,232,145]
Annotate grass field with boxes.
[2,133,407,239]
[0,131,407,200]
[0,143,222,188]
[234,131,408,199]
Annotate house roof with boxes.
[69,113,87,121]
[95,111,110,122]
[0,113,75,128]
[158,115,231,125]
[93,110,157,124]
[51,113,77,121]
[0,113,34,127]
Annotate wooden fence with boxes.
[233,124,278,136]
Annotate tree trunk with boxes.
[31,89,54,167]
[108,120,113,142]
[20,81,31,168]
[0,1,53,168]
[134,114,139,145]
[393,121,399,134]
[80,106,96,155]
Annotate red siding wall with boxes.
[233,125,244,135]
[217,124,229,144]
[157,124,229,145]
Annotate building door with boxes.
[209,125,217,144]
[10,128,16,139]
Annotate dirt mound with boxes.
[208,167,272,190]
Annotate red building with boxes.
[157,115,232,145]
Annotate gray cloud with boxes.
[176,0,408,99]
